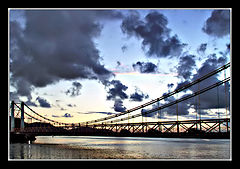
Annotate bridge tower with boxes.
[10,101,15,132]
[20,102,24,129]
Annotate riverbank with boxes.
[10,132,36,143]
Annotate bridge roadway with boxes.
[11,118,230,140]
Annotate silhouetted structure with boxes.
[9,63,231,142]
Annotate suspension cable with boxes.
[103,77,230,124]
[84,62,230,125]
[9,62,230,126]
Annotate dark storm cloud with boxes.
[65,81,82,97]
[10,10,123,100]
[168,53,229,117]
[113,99,127,112]
[121,11,187,58]
[67,103,76,107]
[189,54,229,110]
[25,99,37,107]
[197,43,207,54]
[175,80,190,91]
[219,43,231,58]
[148,53,230,118]
[63,113,73,118]
[167,83,174,89]
[226,43,230,51]
[141,93,192,118]
[36,96,51,108]
[106,80,128,101]
[105,79,128,112]
[175,54,229,115]
[176,55,196,80]
[132,61,158,73]
[141,108,155,118]
[129,87,149,102]
[163,94,191,116]
[105,79,150,111]
[192,54,227,83]
[202,10,230,38]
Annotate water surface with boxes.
[9,136,230,159]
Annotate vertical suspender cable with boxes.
[176,93,179,133]
[198,82,201,131]
[224,69,229,132]
[224,69,228,118]
[198,82,201,120]
[217,85,221,132]
[217,85,220,119]
[195,89,198,130]
[176,93,178,122]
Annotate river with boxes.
[9,136,231,160]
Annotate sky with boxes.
[9,8,231,124]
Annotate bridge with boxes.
[9,63,231,142]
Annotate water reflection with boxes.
[28,143,31,159]
[10,136,230,159]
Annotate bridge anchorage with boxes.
[9,63,231,143]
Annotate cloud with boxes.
[52,115,60,118]
[132,61,158,73]
[202,10,230,38]
[10,10,123,100]
[192,54,227,83]
[84,111,116,115]
[197,43,207,54]
[141,102,162,118]
[106,80,128,100]
[173,54,229,116]
[167,83,174,89]
[52,113,74,118]
[104,79,129,112]
[105,79,150,112]
[113,99,126,112]
[63,113,73,118]
[25,99,37,107]
[219,43,230,58]
[36,96,51,108]
[121,11,187,58]
[129,87,149,102]
[189,54,230,110]
[163,94,192,116]
[176,54,196,80]
[121,45,128,53]
[65,81,82,97]
[145,53,230,119]
[67,103,76,107]
[175,80,190,91]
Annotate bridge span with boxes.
[9,63,231,142]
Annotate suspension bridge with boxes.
[9,63,231,142]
